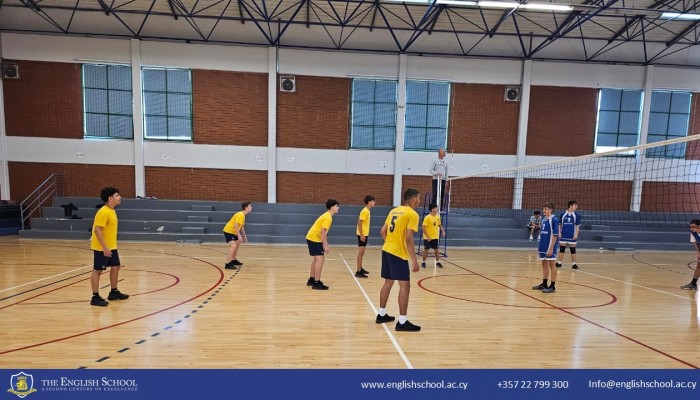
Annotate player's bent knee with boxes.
[559,245,566,253]
[570,247,577,254]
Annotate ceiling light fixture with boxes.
[661,12,700,21]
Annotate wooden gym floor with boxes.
[0,236,698,369]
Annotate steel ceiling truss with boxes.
[5,0,700,65]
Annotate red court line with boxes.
[437,260,698,369]
[418,273,617,309]
[0,259,224,356]
[17,269,180,306]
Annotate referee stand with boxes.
[417,189,450,258]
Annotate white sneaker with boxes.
[529,236,533,240]
[537,235,541,240]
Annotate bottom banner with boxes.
[2,369,698,400]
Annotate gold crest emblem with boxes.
[8,372,37,398]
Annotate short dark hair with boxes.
[241,201,252,210]
[429,203,438,211]
[100,187,119,203]
[325,199,339,210]
[364,195,375,204]
[543,202,555,210]
[534,210,541,215]
[567,200,577,207]
[690,219,700,226]
[403,188,419,202]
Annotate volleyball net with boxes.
[447,135,700,227]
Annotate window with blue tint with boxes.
[404,80,450,151]
[143,68,192,140]
[350,79,397,149]
[646,91,691,159]
[83,64,133,139]
[594,89,642,154]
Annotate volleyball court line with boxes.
[0,265,90,293]
[338,252,414,369]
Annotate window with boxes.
[350,79,398,149]
[83,64,133,139]
[143,68,193,140]
[594,89,643,154]
[646,91,691,158]
[404,80,450,151]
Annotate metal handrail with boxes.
[20,173,64,230]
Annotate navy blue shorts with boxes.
[357,235,369,247]
[224,232,239,243]
[423,239,439,249]
[93,249,121,271]
[381,251,410,281]
[307,240,324,256]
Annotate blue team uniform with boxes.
[559,211,581,244]
[538,216,559,260]
[691,231,700,244]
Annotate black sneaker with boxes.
[680,283,698,290]
[376,314,396,323]
[572,264,579,270]
[312,281,329,290]
[395,320,421,332]
[542,287,556,293]
[232,259,243,266]
[355,271,368,278]
[421,262,426,268]
[225,261,237,270]
[555,262,563,268]
[360,268,369,275]
[91,296,109,307]
[436,262,443,268]
[107,290,129,300]
[532,283,547,290]
[307,277,315,286]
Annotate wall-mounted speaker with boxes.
[504,86,520,102]
[1,63,19,80]
[280,76,296,93]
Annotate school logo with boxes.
[8,372,37,398]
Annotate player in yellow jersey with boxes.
[375,188,421,332]
[223,201,253,270]
[421,203,446,269]
[355,195,376,278]
[305,199,340,290]
[90,187,128,307]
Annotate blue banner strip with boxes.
[3,369,698,400]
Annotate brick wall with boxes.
[145,167,267,202]
[8,162,135,201]
[641,182,700,212]
[526,86,598,156]
[522,179,632,211]
[686,92,700,160]
[3,60,83,138]
[449,177,515,208]
[277,172,393,205]
[449,84,519,154]
[192,70,268,146]
[277,76,350,149]
[401,175,434,206]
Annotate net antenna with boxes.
[447,135,700,227]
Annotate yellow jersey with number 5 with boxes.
[381,206,419,260]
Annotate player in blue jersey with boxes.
[680,219,700,290]
[532,202,559,293]
[556,200,581,270]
